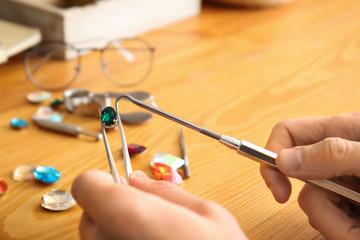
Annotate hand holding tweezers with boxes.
[111,94,360,204]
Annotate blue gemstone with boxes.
[33,166,61,183]
[10,118,28,129]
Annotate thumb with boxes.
[277,137,360,179]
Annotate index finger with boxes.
[261,116,330,203]
[71,170,127,216]
[261,113,360,203]
[266,113,360,153]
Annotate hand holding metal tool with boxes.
[112,94,360,204]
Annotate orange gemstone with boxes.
[151,163,172,180]
[151,163,183,184]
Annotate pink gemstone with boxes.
[0,178,8,195]
[127,144,147,156]
[151,163,183,184]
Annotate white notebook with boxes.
[0,19,41,64]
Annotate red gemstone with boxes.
[0,178,8,195]
[151,163,183,184]
[127,143,147,156]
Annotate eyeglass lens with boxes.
[25,44,80,90]
[101,38,153,87]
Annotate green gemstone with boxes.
[50,99,64,108]
[101,107,118,127]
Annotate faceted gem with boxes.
[151,163,183,184]
[101,107,118,128]
[10,118,28,129]
[13,165,35,181]
[41,189,76,211]
[32,106,63,122]
[33,166,61,183]
[127,143,147,156]
[151,153,185,170]
[27,90,52,104]
[164,170,183,185]
[0,178,8,195]
[50,98,64,108]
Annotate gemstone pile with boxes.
[151,153,185,184]
[41,189,76,211]
[101,107,118,128]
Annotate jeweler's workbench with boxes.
[1,1,360,239]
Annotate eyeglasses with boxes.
[24,38,155,91]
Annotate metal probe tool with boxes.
[115,94,360,204]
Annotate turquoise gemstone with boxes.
[10,118,28,129]
[33,166,61,183]
[101,107,118,127]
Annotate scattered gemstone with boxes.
[10,118,28,129]
[13,165,35,181]
[32,106,64,122]
[101,107,118,128]
[41,189,76,211]
[0,178,8,195]
[33,166,61,183]
[127,143,147,156]
[164,169,183,185]
[50,99,64,108]
[27,91,52,104]
[151,163,183,184]
[151,153,185,170]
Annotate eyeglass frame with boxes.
[24,37,155,91]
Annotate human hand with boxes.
[71,170,247,240]
[260,113,360,239]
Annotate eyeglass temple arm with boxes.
[27,51,57,75]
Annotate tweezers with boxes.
[103,94,360,204]
[99,109,132,184]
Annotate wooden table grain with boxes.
[1,0,360,239]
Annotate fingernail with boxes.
[132,170,149,179]
[280,148,302,173]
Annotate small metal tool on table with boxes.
[107,94,360,204]
[34,119,102,141]
[180,128,190,178]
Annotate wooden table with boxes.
[1,0,360,239]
